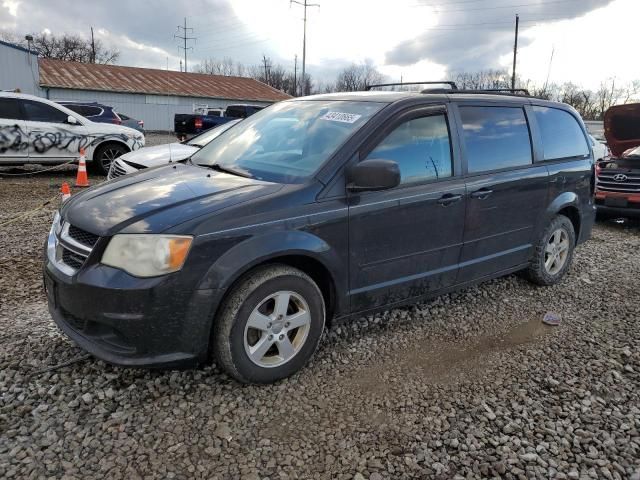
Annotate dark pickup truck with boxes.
[174,104,264,138]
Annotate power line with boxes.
[175,17,196,72]
[411,0,582,12]
[511,14,519,90]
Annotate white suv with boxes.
[0,92,144,175]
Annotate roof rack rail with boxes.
[365,81,458,91]
[426,88,532,96]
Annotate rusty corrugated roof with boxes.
[38,58,291,102]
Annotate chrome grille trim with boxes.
[596,169,640,193]
[47,221,97,275]
[109,160,128,179]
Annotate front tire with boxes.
[524,215,576,286]
[91,143,128,176]
[213,265,325,384]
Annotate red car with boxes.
[595,103,640,217]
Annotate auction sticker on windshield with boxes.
[321,112,362,123]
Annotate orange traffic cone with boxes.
[75,148,90,187]
[61,182,71,202]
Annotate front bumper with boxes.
[44,258,219,368]
[595,191,640,217]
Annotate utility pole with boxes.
[175,17,196,73]
[90,27,96,63]
[291,0,319,96]
[262,54,272,85]
[294,54,298,96]
[511,14,519,91]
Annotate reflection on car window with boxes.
[191,100,384,183]
[460,106,532,173]
[366,114,452,184]
[187,119,241,147]
[533,106,589,160]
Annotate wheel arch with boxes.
[199,230,346,333]
[545,192,581,243]
[88,139,131,160]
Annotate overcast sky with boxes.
[1,0,638,89]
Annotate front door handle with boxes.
[470,188,493,200]
[437,193,463,206]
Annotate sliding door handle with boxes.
[470,188,493,200]
[437,193,463,206]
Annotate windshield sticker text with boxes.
[320,112,362,124]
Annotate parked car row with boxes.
[174,103,264,139]
[0,92,144,174]
[59,101,145,133]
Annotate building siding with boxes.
[0,41,41,95]
[46,88,273,131]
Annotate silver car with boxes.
[108,119,241,179]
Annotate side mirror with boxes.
[66,115,78,125]
[347,159,401,192]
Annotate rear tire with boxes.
[524,215,576,286]
[91,143,127,176]
[213,265,325,384]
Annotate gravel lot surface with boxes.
[1,162,639,479]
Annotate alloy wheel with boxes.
[544,228,570,275]
[243,290,311,368]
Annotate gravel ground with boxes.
[1,167,639,479]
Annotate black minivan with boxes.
[44,87,596,383]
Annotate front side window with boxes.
[23,100,69,123]
[191,100,384,183]
[0,98,23,120]
[533,106,589,160]
[366,114,453,184]
[460,106,532,173]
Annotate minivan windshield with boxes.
[186,119,241,147]
[191,100,385,183]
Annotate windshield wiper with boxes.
[208,163,253,178]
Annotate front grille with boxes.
[62,248,86,270]
[597,170,640,193]
[109,160,128,179]
[68,225,99,248]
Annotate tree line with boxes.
[1,30,119,64]
[2,29,638,119]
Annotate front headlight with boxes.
[101,234,193,277]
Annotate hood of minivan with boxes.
[62,164,281,235]
[119,143,197,168]
[604,103,640,158]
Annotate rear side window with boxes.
[23,100,69,123]
[226,106,245,118]
[533,106,589,160]
[63,104,102,117]
[0,98,23,120]
[460,106,532,174]
[366,114,453,184]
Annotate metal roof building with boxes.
[0,39,40,95]
[0,40,290,131]
[39,59,291,131]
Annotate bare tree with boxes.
[333,60,386,92]
[28,32,119,64]
[0,29,119,63]
[194,57,240,76]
